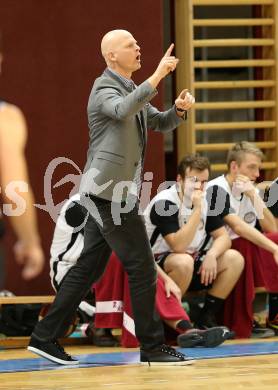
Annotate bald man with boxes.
[0,33,44,280]
[29,29,195,366]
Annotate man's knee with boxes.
[220,249,245,272]
[165,253,194,276]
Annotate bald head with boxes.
[101,29,133,61]
[100,29,141,78]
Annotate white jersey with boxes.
[50,194,86,290]
[144,184,211,255]
[207,175,258,239]
[267,177,278,217]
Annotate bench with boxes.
[0,295,55,305]
[0,296,89,349]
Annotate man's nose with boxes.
[195,182,201,190]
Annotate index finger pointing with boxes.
[179,89,188,99]
[164,43,174,57]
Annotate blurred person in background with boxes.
[0,31,44,280]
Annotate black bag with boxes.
[0,303,41,336]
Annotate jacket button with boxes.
[134,162,138,167]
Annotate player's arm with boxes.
[246,188,276,232]
[199,215,231,286]
[163,191,203,253]
[0,104,44,279]
[236,175,276,232]
[224,214,278,265]
[156,263,181,302]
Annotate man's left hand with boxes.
[234,174,256,198]
[164,277,182,303]
[175,89,195,114]
[198,253,217,286]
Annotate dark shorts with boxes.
[154,252,171,270]
[189,258,213,291]
[154,251,213,292]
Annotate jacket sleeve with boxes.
[146,103,186,132]
[95,80,158,120]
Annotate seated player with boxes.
[49,193,118,346]
[207,141,278,337]
[265,177,278,230]
[94,252,231,348]
[261,176,278,334]
[144,154,244,330]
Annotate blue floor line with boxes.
[0,341,278,373]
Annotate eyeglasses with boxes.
[185,176,208,186]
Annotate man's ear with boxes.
[176,174,185,194]
[107,51,116,63]
[230,161,238,174]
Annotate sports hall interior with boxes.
[0,1,278,389]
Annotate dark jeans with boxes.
[33,195,164,349]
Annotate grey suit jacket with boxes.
[80,68,185,202]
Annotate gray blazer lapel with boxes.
[103,68,133,91]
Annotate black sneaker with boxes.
[251,319,275,339]
[140,344,194,366]
[28,335,79,365]
[85,323,119,347]
[195,312,219,329]
[266,315,278,335]
[195,311,235,340]
[177,327,229,348]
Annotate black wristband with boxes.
[175,105,186,113]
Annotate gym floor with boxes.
[0,338,278,390]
